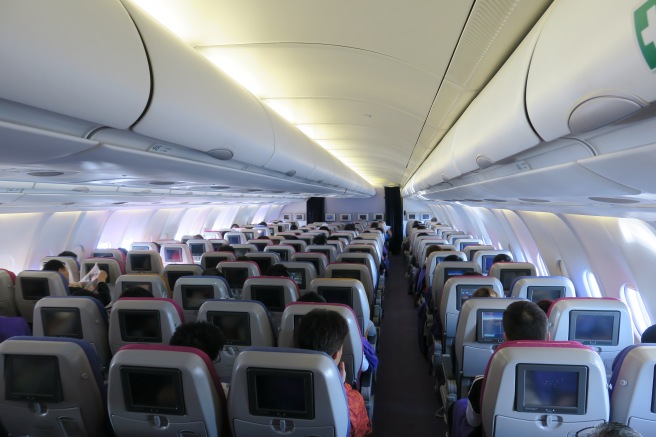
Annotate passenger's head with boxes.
[297,292,326,303]
[231,223,240,229]
[472,287,499,298]
[502,300,549,342]
[425,245,442,260]
[536,299,554,315]
[218,245,236,253]
[641,324,656,343]
[492,253,512,263]
[443,254,462,262]
[585,422,643,437]
[258,221,267,226]
[43,259,68,279]
[119,286,154,299]
[265,263,290,277]
[290,224,298,230]
[344,223,356,231]
[169,321,225,361]
[58,251,77,259]
[370,222,379,230]
[297,309,348,362]
[202,267,223,277]
[312,234,327,245]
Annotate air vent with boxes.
[284,170,297,177]
[206,149,234,160]
[28,171,65,177]
[149,181,176,186]
[72,187,90,193]
[483,198,506,202]
[210,186,230,190]
[113,202,127,205]
[246,189,262,192]
[519,198,550,203]
[588,197,640,204]
[476,155,495,170]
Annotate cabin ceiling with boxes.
[130,0,552,188]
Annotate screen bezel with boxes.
[515,363,587,415]
[568,310,620,346]
[20,277,50,300]
[476,308,505,344]
[481,255,495,274]
[247,367,314,420]
[526,286,565,303]
[5,354,63,402]
[499,269,532,290]
[41,307,83,339]
[118,309,162,343]
[129,254,152,272]
[250,285,286,312]
[120,365,186,415]
[455,284,480,311]
[188,243,205,257]
[287,269,306,290]
[208,311,251,346]
[317,286,354,308]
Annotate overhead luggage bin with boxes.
[0,0,150,129]
[526,1,656,141]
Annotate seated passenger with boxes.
[313,234,327,245]
[297,292,326,303]
[584,422,643,437]
[120,286,154,299]
[202,267,224,277]
[492,253,512,264]
[641,323,656,343]
[42,259,69,285]
[69,269,111,306]
[265,263,290,277]
[536,299,554,315]
[169,321,225,362]
[451,301,550,436]
[298,309,373,437]
[472,287,499,298]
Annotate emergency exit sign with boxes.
[636,0,656,69]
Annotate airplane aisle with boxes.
[372,254,446,436]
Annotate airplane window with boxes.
[97,241,112,249]
[621,284,652,336]
[536,254,549,276]
[583,270,602,298]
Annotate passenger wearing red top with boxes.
[298,309,373,437]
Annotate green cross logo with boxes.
[635,0,656,69]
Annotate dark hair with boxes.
[297,292,326,303]
[43,259,66,272]
[218,245,236,253]
[502,301,548,341]
[258,221,267,226]
[285,235,299,240]
[344,224,356,231]
[536,299,554,315]
[202,267,223,277]
[312,234,327,245]
[119,287,154,299]
[641,324,656,343]
[265,263,290,277]
[58,251,77,259]
[369,222,379,229]
[297,309,348,358]
[443,254,461,262]
[290,224,298,230]
[169,321,225,361]
[319,226,330,234]
[492,253,512,263]
[231,223,240,229]
[472,287,498,298]
[588,422,643,437]
[425,245,442,259]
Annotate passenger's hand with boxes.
[97,270,108,282]
[338,361,346,383]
